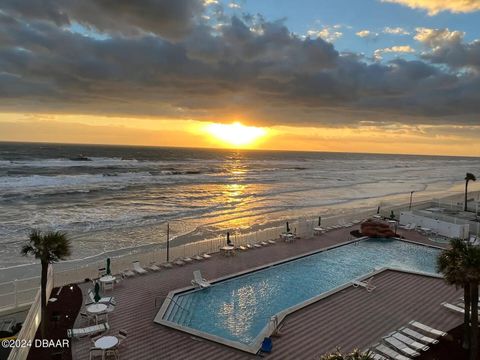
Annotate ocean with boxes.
[1,142,479,268]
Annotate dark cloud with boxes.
[0,1,479,126]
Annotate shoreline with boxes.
[1,188,477,284]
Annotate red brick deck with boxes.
[70,227,460,360]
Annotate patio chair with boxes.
[409,321,447,337]
[89,347,104,360]
[118,329,128,346]
[191,270,211,288]
[392,332,429,351]
[132,261,147,274]
[352,276,376,292]
[383,336,420,357]
[373,343,410,360]
[86,289,116,306]
[67,323,110,338]
[80,312,95,325]
[98,268,106,278]
[399,327,438,344]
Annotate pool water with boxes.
[162,239,440,347]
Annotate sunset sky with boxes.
[1,0,480,155]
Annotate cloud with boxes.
[0,1,479,128]
[383,27,410,35]
[307,26,343,43]
[1,0,204,40]
[414,28,480,70]
[373,45,415,60]
[356,30,379,40]
[228,3,241,9]
[380,0,480,15]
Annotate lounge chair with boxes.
[370,352,388,360]
[268,239,276,244]
[122,269,135,277]
[246,244,254,249]
[132,261,147,274]
[160,262,173,269]
[261,241,269,246]
[392,332,429,351]
[67,323,110,338]
[202,253,212,259]
[399,327,438,344]
[373,343,411,360]
[352,276,376,292]
[193,254,204,260]
[441,301,466,315]
[86,289,116,306]
[173,258,186,266]
[409,321,447,337]
[148,262,161,271]
[236,245,248,251]
[383,336,420,357]
[183,257,194,263]
[191,270,211,288]
[254,243,262,248]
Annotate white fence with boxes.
[7,265,54,360]
[400,211,470,239]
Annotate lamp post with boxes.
[166,222,170,263]
[409,191,415,210]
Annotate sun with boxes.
[204,122,267,147]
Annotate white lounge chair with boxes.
[67,323,110,338]
[370,352,388,360]
[148,262,161,271]
[268,240,276,244]
[352,276,376,292]
[409,321,447,337]
[191,270,211,288]
[392,332,429,351]
[193,254,204,260]
[86,289,116,306]
[173,258,186,266]
[384,336,420,357]
[441,301,465,315]
[160,262,173,269]
[400,327,438,344]
[132,261,147,274]
[122,269,135,277]
[202,253,212,259]
[374,344,411,360]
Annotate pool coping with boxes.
[154,237,445,354]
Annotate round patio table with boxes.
[86,303,107,314]
[94,336,119,350]
[99,275,116,290]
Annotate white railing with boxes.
[0,276,40,314]
[7,265,54,360]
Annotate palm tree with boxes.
[21,230,71,337]
[438,239,471,349]
[465,173,476,211]
[438,239,480,360]
[320,348,374,360]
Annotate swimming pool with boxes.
[156,238,441,353]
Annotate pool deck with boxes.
[71,227,461,360]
